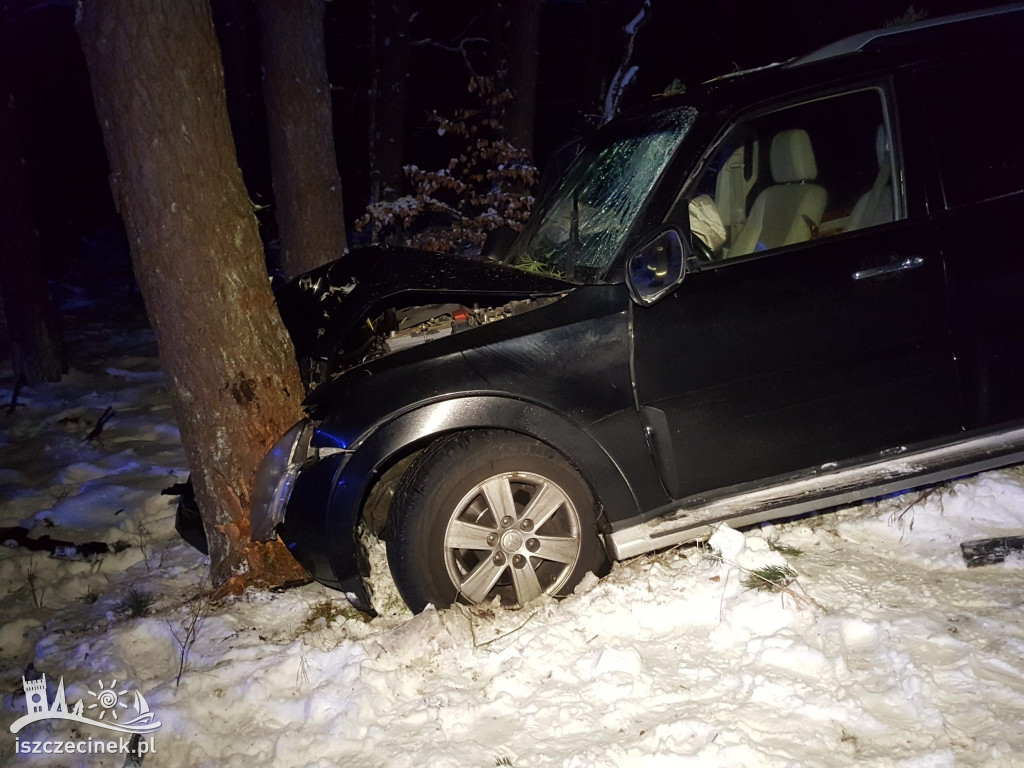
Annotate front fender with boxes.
[280,395,642,594]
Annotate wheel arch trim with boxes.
[298,396,640,596]
[340,395,642,524]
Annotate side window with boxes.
[918,51,1024,208]
[672,88,899,261]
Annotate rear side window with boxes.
[917,50,1024,208]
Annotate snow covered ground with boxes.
[2,284,1024,767]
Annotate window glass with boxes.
[507,107,697,283]
[670,89,897,261]
[918,51,1024,208]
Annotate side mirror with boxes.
[625,228,686,305]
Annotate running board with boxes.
[606,427,1024,560]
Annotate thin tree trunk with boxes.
[0,55,67,384]
[505,0,542,156]
[582,1,608,123]
[256,0,347,279]
[77,0,308,591]
[487,0,510,142]
[488,0,510,85]
[369,0,412,202]
[211,0,273,208]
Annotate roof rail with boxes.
[789,3,1024,67]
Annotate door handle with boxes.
[852,256,925,281]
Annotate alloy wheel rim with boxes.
[443,471,582,607]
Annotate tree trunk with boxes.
[369,0,412,202]
[77,0,308,591]
[210,0,273,210]
[488,1,510,86]
[255,0,347,280]
[0,54,68,385]
[504,0,542,157]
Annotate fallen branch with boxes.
[961,536,1024,568]
[0,526,110,558]
[718,555,824,612]
[83,406,115,442]
[7,373,26,416]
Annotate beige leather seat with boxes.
[730,129,826,257]
[847,125,894,232]
[714,143,759,248]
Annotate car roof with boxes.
[789,3,1024,66]
[620,3,1024,126]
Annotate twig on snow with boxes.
[83,406,115,442]
[168,594,209,686]
[460,604,539,649]
[474,610,538,648]
[7,373,26,415]
[717,556,824,612]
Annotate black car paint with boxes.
[266,11,1024,598]
[634,217,960,499]
[280,283,668,591]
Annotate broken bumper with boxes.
[274,446,372,610]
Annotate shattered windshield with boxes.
[507,107,697,284]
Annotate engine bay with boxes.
[306,296,561,386]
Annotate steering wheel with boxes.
[691,233,717,263]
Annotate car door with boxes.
[631,85,961,499]
[913,48,1024,430]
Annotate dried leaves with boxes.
[357,77,537,255]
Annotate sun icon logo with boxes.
[87,679,129,721]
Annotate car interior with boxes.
[683,88,897,260]
[729,128,827,256]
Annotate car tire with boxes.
[387,430,609,613]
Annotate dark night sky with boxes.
[2,0,1017,275]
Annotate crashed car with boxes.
[182,7,1024,612]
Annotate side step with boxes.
[606,426,1024,560]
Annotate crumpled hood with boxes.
[275,246,573,358]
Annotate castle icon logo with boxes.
[10,674,161,736]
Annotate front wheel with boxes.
[386,430,609,612]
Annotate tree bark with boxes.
[77,0,308,591]
[0,53,67,385]
[255,0,347,279]
[504,0,542,157]
[368,0,412,203]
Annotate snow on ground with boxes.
[2,287,1024,768]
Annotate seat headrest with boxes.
[770,129,818,183]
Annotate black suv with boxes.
[239,7,1024,612]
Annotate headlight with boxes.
[250,420,315,541]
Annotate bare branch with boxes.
[603,0,651,124]
[412,36,489,76]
